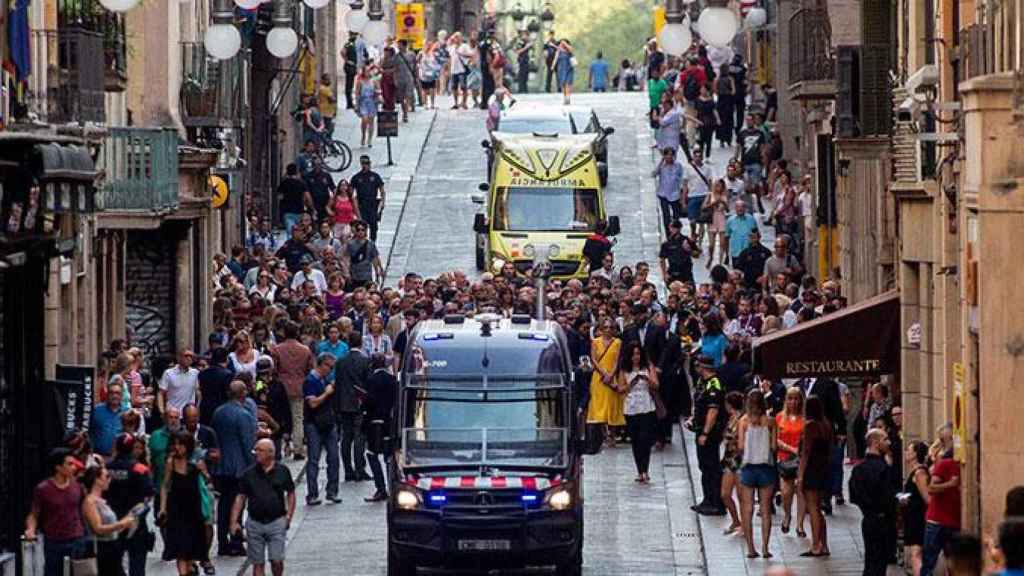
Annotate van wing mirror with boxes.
[478,183,490,192]
[603,126,615,136]
[607,216,621,236]
[473,213,488,233]
[481,139,492,149]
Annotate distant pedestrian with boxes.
[719,391,745,535]
[395,40,417,122]
[849,428,896,575]
[798,395,833,557]
[543,31,558,93]
[354,66,379,148]
[616,341,659,484]
[347,221,384,288]
[589,51,609,93]
[585,318,624,448]
[106,433,154,576]
[921,439,962,576]
[23,448,87,576]
[555,39,575,104]
[342,32,360,109]
[737,390,777,559]
[276,163,313,236]
[318,74,337,136]
[350,155,385,242]
[90,379,125,456]
[335,331,371,481]
[900,440,931,576]
[363,353,396,502]
[688,355,726,516]
[80,465,138,576]
[776,387,807,538]
[514,30,531,94]
[271,321,314,460]
[653,148,685,237]
[303,352,340,505]
[232,438,296,576]
[159,431,211,574]
[210,381,257,556]
[159,349,200,415]
[714,63,736,146]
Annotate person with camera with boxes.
[362,353,397,502]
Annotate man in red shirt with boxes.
[24,448,86,576]
[921,450,962,576]
[677,56,708,104]
[271,321,314,460]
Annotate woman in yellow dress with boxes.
[587,318,625,445]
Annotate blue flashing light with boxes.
[427,492,447,506]
[521,492,542,507]
[521,494,539,502]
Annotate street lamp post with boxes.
[659,0,692,56]
[266,0,299,58]
[695,0,740,47]
[205,0,243,60]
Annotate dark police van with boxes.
[386,313,583,576]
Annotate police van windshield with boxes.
[401,337,568,468]
[492,187,598,232]
[498,117,572,135]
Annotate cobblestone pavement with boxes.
[146,92,884,576]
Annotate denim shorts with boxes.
[740,463,777,488]
[686,196,706,222]
[744,163,763,184]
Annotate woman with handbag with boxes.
[80,466,138,576]
[615,341,660,484]
[737,390,778,558]
[159,431,210,576]
[776,386,807,537]
[586,318,624,448]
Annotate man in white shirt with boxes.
[724,160,748,208]
[682,147,714,242]
[448,33,472,110]
[290,257,328,296]
[159,349,200,413]
[590,252,616,284]
[798,174,815,248]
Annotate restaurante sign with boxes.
[785,359,882,376]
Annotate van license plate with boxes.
[458,540,511,551]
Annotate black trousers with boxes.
[625,412,658,475]
[658,196,684,237]
[698,125,714,158]
[862,514,893,576]
[214,475,244,550]
[696,438,724,509]
[366,450,390,494]
[344,65,357,109]
[517,66,529,93]
[339,412,367,477]
[365,217,379,242]
[734,94,746,139]
[545,64,554,92]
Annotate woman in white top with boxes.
[249,270,277,301]
[615,340,659,484]
[737,389,778,559]
[229,330,258,378]
[361,315,393,369]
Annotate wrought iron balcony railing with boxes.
[97,128,180,212]
[180,42,247,128]
[789,8,834,86]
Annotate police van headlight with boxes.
[522,244,536,258]
[547,244,561,258]
[545,486,572,511]
[395,487,423,510]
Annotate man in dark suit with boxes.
[362,354,397,502]
[622,305,667,364]
[334,331,371,481]
[800,377,848,511]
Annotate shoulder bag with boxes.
[71,537,98,576]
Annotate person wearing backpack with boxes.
[678,57,707,144]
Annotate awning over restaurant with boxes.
[752,290,900,380]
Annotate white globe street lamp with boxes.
[98,0,141,12]
[205,24,243,60]
[205,0,242,60]
[744,6,767,29]
[697,5,739,47]
[267,26,299,58]
[658,20,692,56]
[235,0,263,8]
[303,0,330,8]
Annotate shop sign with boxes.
[784,358,882,376]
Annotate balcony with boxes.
[180,42,246,139]
[97,128,180,212]
[788,8,836,100]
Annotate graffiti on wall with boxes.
[125,231,176,366]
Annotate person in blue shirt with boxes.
[210,381,257,556]
[317,324,349,383]
[589,51,610,93]
[303,353,339,505]
[724,199,759,265]
[90,380,125,456]
[699,312,729,368]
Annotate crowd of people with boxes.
[18,24,1024,576]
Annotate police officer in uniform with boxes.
[687,355,726,515]
[848,428,896,576]
[659,219,698,286]
[107,433,154,576]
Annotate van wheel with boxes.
[388,545,416,576]
[475,241,486,272]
